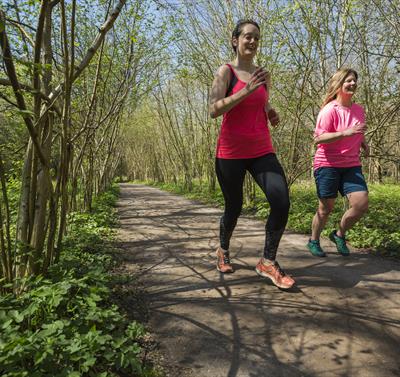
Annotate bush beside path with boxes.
[116,183,400,377]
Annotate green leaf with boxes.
[2,319,13,329]
[67,372,80,377]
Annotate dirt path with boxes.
[115,183,400,377]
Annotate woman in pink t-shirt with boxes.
[209,19,295,289]
[307,68,370,257]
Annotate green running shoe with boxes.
[307,239,326,257]
[329,230,350,256]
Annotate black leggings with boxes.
[216,153,290,260]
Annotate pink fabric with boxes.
[313,100,365,169]
[216,64,274,159]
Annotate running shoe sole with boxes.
[255,266,293,289]
[217,265,234,273]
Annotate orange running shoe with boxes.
[216,247,234,273]
[255,258,295,289]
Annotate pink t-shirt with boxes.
[313,100,365,169]
[216,65,274,159]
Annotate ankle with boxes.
[336,230,345,238]
[261,257,274,265]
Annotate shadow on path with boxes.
[116,183,400,377]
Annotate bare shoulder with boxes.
[215,64,231,80]
[210,64,232,103]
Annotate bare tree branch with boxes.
[0,11,48,167]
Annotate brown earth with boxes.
[115,183,400,377]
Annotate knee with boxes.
[353,201,368,215]
[270,198,290,214]
[231,202,243,218]
[317,206,333,217]
[232,207,242,220]
[268,200,290,228]
[225,205,242,223]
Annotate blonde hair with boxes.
[321,68,358,108]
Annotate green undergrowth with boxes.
[0,184,161,377]
[143,180,400,257]
[283,182,399,256]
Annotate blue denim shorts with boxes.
[314,166,368,199]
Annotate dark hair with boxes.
[231,19,260,53]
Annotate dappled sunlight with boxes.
[116,184,400,377]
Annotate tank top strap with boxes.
[225,64,238,97]
[225,63,238,78]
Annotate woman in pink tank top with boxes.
[209,19,295,289]
[307,68,369,258]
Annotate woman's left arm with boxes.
[264,73,280,127]
[361,135,370,157]
[265,102,280,127]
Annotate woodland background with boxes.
[0,0,399,306]
[0,1,399,374]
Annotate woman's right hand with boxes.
[343,122,366,137]
[245,67,270,94]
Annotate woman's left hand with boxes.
[268,108,280,127]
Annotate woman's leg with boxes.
[248,154,290,261]
[311,198,336,240]
[249,154,295,289]
[327,167,369,255]
[337,167,369,238]
[338,191,368,237]
[307,167,340,256]
[215,158,246,250]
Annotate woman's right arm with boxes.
[314,122,366,144]
[209,65,266,119]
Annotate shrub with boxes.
[0,183,160,376]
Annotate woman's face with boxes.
[339,73,357,97]
[233,24,260,58]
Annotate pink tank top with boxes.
[216,64,275,159]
